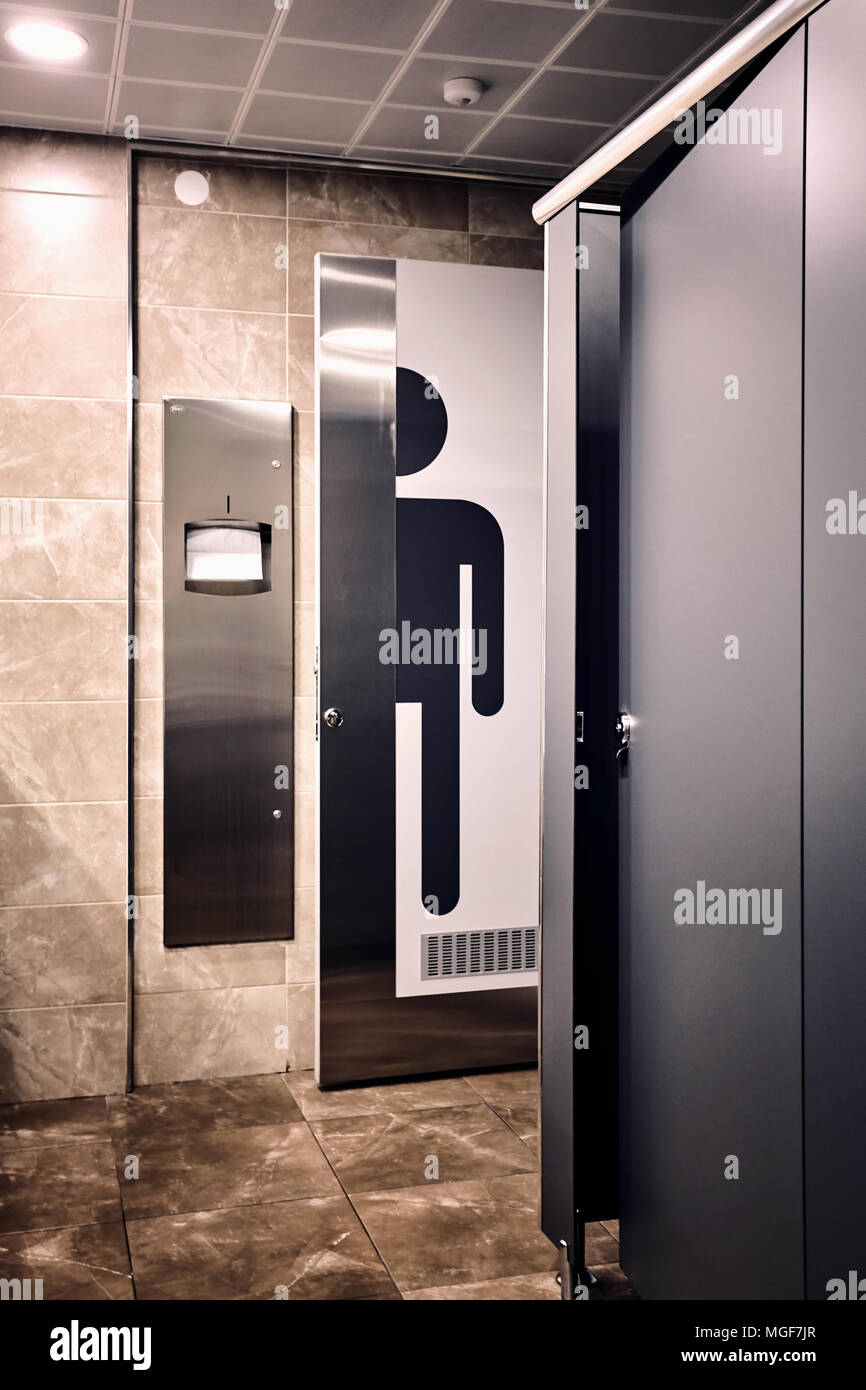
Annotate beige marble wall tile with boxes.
[0,294,126,398]
[294,601,315,698]
[0,191,126,298]
[134,402,162,502]
[0,1003,126,1102]
[133,698,162,800]
[293,505,314,603]
[138,206,286,314]
[287,314,313,411]
[0,130,125,198]
[294,408,313,507]
[133,600,163,700]
[0,902,125,1009]
[468,183,546,239]
[469,234,544,271]
[134,984,286,1085]
[0,801,126,907]
[294,696,315,795]
[288,220,466,314]
[286,886,314,984]
[294,792,315,889]
[0,701,125,804]
[137,305,286,404]
[285,983,314,1069]
[0,601,126,702]
[288,168,467,231]
[133,796,162,898]
[0,499,126,600]
[138,158,286,217]
[0,398,125,500]
[134,501,162,603]
[134,895,285,995]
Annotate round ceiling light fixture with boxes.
[4,22,89,62]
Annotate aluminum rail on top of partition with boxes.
[532,0,824,225]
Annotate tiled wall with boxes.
[131,155,543,1087]
[0,130,128,1102]
[0,126,543,1099]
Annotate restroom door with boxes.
[619,32,805,1299]
[316,253,541,1086]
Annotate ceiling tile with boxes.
[390,54,533,112]
[234,134,345,155]
[515,69,656,126]
[608,0,748,17]
[283,0,438,49]
[114,78,241,132]
[360,104,490,154]
[423,0,578,63]
[611,126,677,172]
[558,13,722,78]
[352,146,463,167]
[2,0,120,14]
[124,27,262,86]
[0,67,109,120]
[261,41,400,102]
[128,0,276,32]
[242,93,368,143]
[474,115,601,165]
[461,153,567,179]
[0,10,117,73]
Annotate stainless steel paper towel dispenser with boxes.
[163,397,293,947]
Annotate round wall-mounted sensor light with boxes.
[174,170,211,206]
[4,23,88,62]
[173,170,211,205]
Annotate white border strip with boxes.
[532,0,823,224]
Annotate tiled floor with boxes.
[0,1068,634,1300]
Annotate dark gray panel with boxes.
[540,205,621,1271]
[803,0,866,1302]
[620,33,805,1299]
[573,208,620,1226]
[163,398,293,947]
[540,204,578,1259]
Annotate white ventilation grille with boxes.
[421,927,538,980]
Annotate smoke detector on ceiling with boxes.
[443,77,485,108]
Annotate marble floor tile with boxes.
[0,1221,133,1299]
[114,1120,340,1220]
[352,1172,556,1292]
[285,1069,481,1120]
[588,1262,639,1301]
[405,1271,560,1300]
[311,1103,536,1194]
[0,1095,109,1153]
[107,1075,302,1150]
[127,1194,395,1301]
[0,1140,121,1234]
[464,1068,539,1146]
[585,1220,620,1266]
[464,1067,538,1112]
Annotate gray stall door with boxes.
[620,32,805,1299]
[803,0,866,1301]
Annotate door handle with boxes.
[323,707,343,729]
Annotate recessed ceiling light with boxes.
[4,23,88,62]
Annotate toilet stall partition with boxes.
[315,254,544,1085]
[541,0,866,1301]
